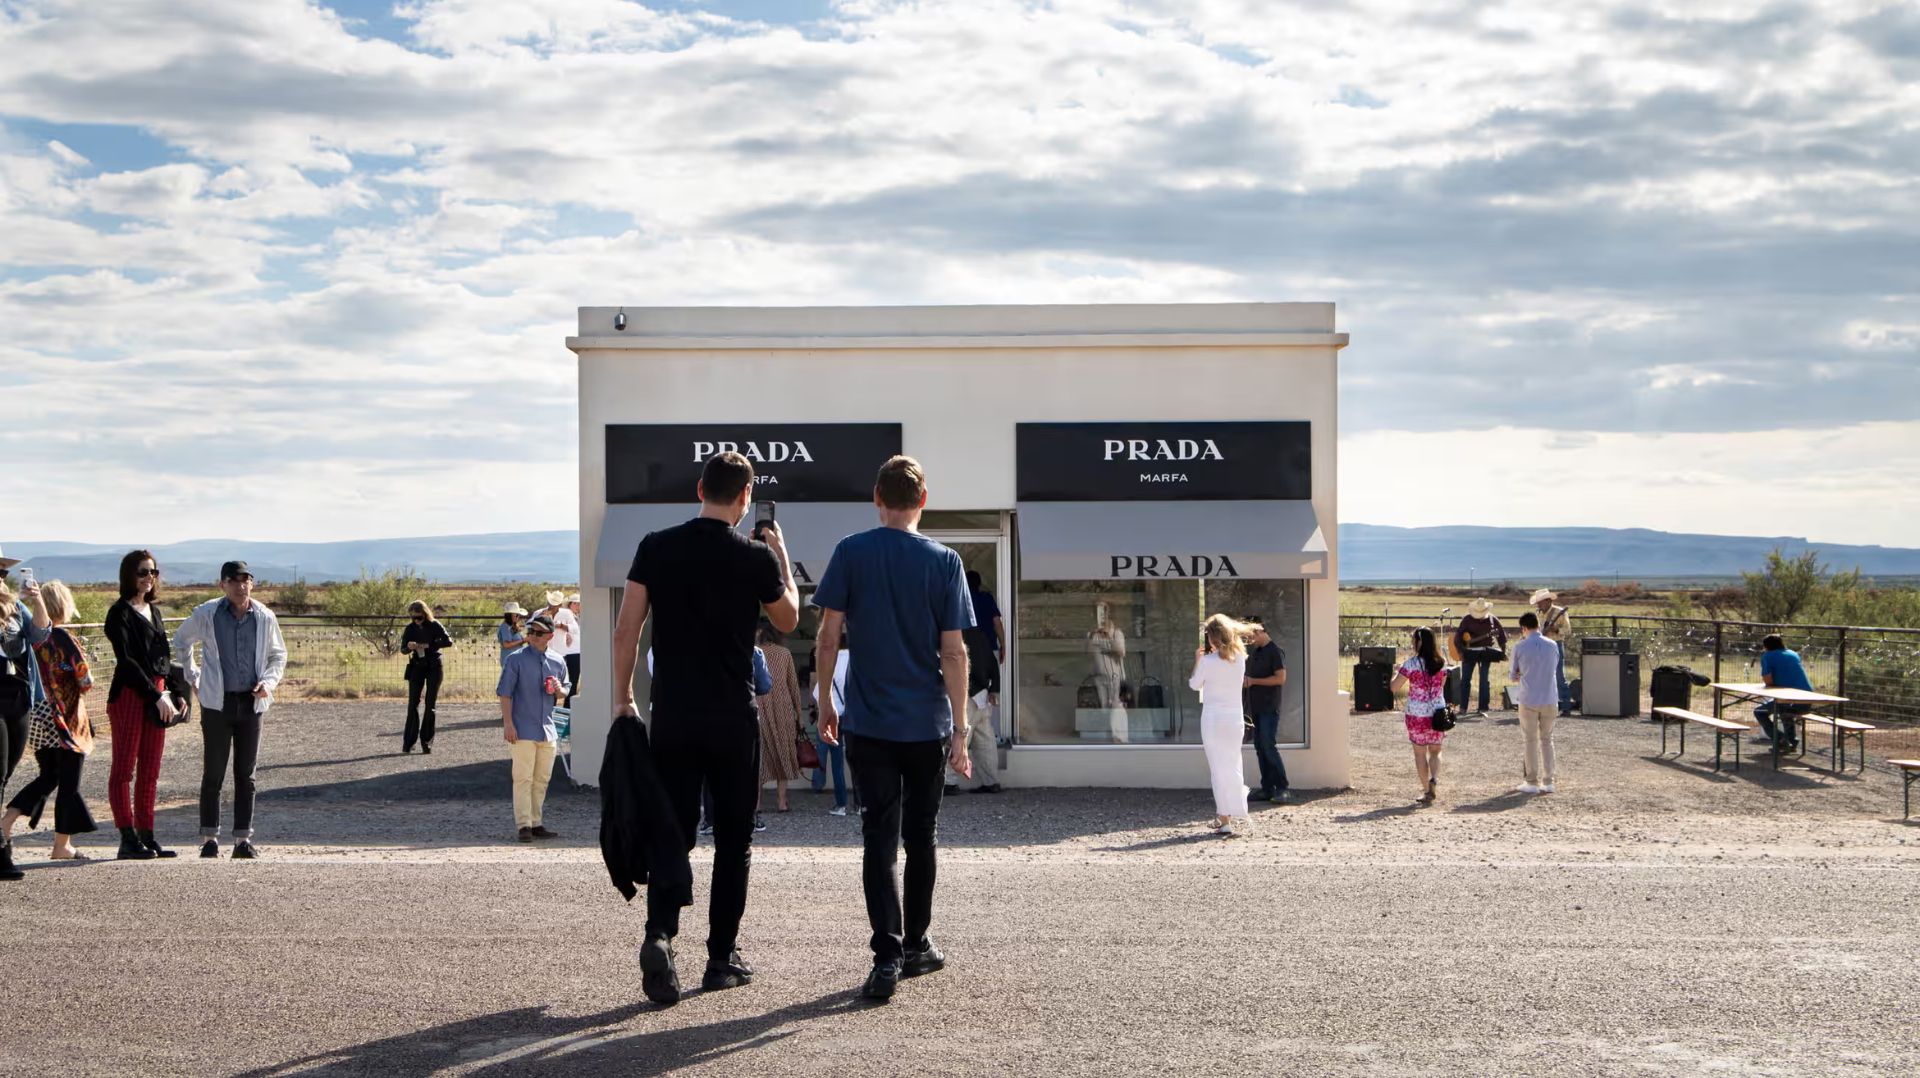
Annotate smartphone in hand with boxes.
[752,500,776,540]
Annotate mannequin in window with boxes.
[1085,600,1128,743]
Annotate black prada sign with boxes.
[606,424,902,504]
[1016,422,1310,501]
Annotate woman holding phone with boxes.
[400,600,454,754]
[1189,613,1259,836]
[103,550,179,860]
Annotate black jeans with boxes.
[1251,711,1289,793]
[564,654,581,709]
[405,664,443,750]
[8,747,96,835]
[0,707,26,795]
[645,711,761,961]
[846,733,948,967]
[201,693,262,840]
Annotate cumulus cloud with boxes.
[0,0,1913,544]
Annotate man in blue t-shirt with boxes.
[1756,634,1814,751]
[814,455,975,1002]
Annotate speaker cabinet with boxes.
[1353,662,1395,712]
[1650,667,1692,711]
[1581,653,1640,717]
[1357,646,1398,666]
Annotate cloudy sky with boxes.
[3,0,1916,548]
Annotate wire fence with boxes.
[67,615,521,703]
[1339,613,1920,770]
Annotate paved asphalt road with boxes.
[1,701,1916,1076]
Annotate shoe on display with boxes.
[860,963,901,1001]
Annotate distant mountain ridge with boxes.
[11,525,1918,586]
[7,533,580,585]
[1340,525,1920,581]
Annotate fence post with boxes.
[1612,615,1620,639]
[1836,627,1847,720]
[1713,621,1722,685]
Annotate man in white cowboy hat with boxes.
[538,590,572,660]
[1530,588,1572,715]
[1453,598,1508,716]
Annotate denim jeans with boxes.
[1756,701,1810,747]
[1553,640,1571,712]
[1251,711,1288,793]
[809,734,848,808]
[1459,653,1495,712]
[847,733,946,967]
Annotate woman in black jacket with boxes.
[400,600,454,754]
[103,550,178,860]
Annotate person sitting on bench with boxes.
[1755,634,1813,753]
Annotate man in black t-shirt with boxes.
[612,451,800,1006]
[1242,616,1290,804]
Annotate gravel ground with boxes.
[0,701,1916,1077]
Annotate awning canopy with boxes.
[592,502,881,588]
[1016,501,1327,581]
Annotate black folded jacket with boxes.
[598,714,694,908]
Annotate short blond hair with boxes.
[40,580,77,626]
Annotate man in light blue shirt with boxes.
[1508,612,1562,794]
[498,615,570,843]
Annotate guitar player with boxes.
[1453,599,1508,716]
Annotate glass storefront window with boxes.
[1014,578,1307,746]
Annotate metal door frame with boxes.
[922,514,1013,745]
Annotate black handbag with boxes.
[149,662,194,728]
[1075,676,1101,709]
[1429,705,1457,733]
[1136,676,1165,709]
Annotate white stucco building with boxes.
[568,304,1348,789]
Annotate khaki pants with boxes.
[947,699,1000,789]
[510,739,557,828]
[1518,705,1557,786]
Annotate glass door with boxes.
[922,523,1011,744]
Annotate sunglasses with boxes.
[137,568,161,579]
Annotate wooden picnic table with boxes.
[1709,682,1850,772]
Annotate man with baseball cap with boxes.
[172,560,288,859]
[498,613,571,843]
[1531,589,1573,716]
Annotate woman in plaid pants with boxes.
[103,551,179,861]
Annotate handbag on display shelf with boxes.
[1136,676,1166,710]
[1075,676,1101,709]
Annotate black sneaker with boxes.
[697,820,713,836]
[971,784,1003,794]
[231,841,258,860]
[753,815,767,833]
[860,962,901,1001]
[944,783,960,795]
[639,936,680,1005]
[421,743,432,755]
[702,951,754,992]
[199,839,219,859]
[1274,790,1293,805]
[902,939,946,978]
[1248,789,1274,803]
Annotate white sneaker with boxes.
[1516,783,1541,794]
[1217,821,1237,837]
[1539,783,1555,794]
[828,805,848,816]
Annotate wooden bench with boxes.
[1801,715,1876,773]
[1892,761,1920,820]
[1654,707,1751,771]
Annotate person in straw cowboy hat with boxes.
[1530,588,1573,715]
[1452,598,1508,717]
[561,593,583,708]
[497,602,529,666]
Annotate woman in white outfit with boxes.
[1189,613,1258,836]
